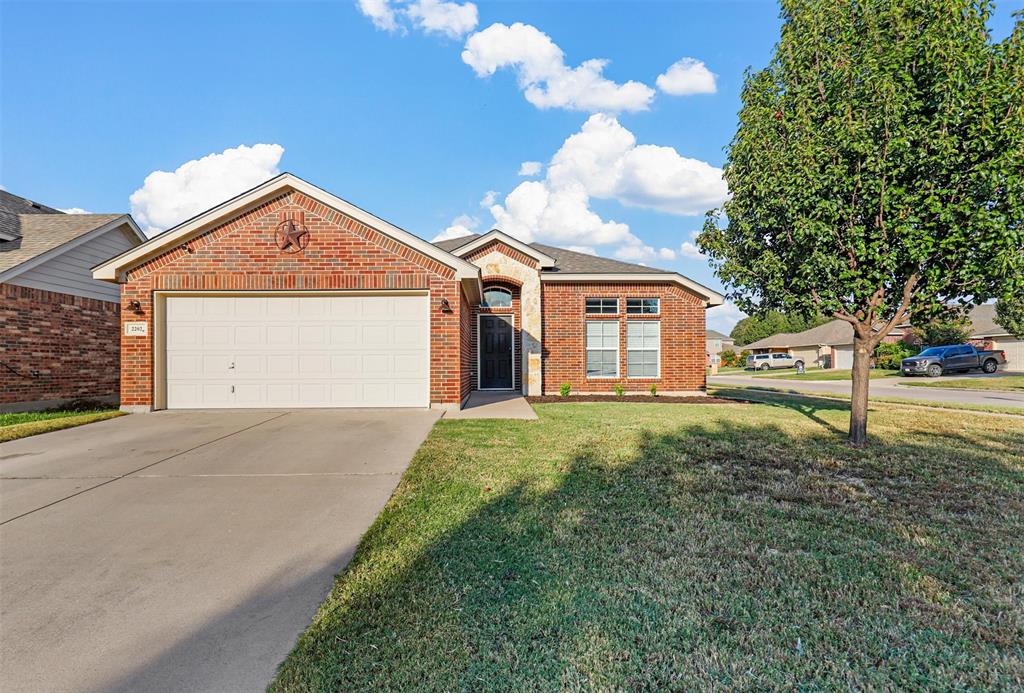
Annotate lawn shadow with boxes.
[272,412,1024,691]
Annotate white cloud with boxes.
[406,0,477,38]
[517,161,542,177]
[680,230,704,259]
[487,114,727,258]
[130,143,284,236]
[479,190,499,208]
[461,23,655,113]
[656,58,717,96]
[707,301,745,335]
[59,207,90,214]
[432,213,478,241]
[614,239,676,263]
[357,0,402,32]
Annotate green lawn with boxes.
[272,400,1024,690]
[0,409,122,442]
[756,368,901,381]
[901,375,1024,392]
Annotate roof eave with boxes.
[92,173,481,284]
[3,215,141,284]
[539,272,724,306]
[449,229,557,268]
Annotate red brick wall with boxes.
[0,283,121,406]
[541,282,707,394]
[119,190,465,408]
[463,240,539,269]
[459,289,473,401]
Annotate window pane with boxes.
[626,298,660,314]
[626,321,659,377]
[585,298,618,314]
[482,288,512,307]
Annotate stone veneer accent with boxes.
[462,243,543,395]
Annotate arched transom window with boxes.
[481,286,512,308]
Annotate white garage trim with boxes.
[154,290,430,410]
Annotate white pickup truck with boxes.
[746,352,803,371]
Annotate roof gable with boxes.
[0,214,144,280]
[93,173,481,284]
[432,233,723,305]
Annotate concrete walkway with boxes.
[0,408,440,693]
[444,392,538,419]
[709,373,1024,409]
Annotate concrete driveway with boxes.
[0,409,440,693]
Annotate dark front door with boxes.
[479,315,514,389]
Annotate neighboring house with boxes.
[706,329,735,365]
[0,190,145,411]
[742,319,901,369]
[964,304,1023,371]
[91,173,722,412]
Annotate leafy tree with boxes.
[911,315,974,347]
[995,296,1024,338]
[730,310,831,345]
[699,0,1023,446]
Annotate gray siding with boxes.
[9,227,137,302]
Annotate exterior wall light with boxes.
[440,298,452,313]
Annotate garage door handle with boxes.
[229,362,235,370]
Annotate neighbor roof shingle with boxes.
[0,213,124,275]
[432,233,675,275]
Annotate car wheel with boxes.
[759,363,769,371]
[927,364,942,377]
[982,359,998,374]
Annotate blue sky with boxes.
[2,1,1019,331]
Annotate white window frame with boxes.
[625,297,660,315]
[481,286,513,308]
[585,297,619,315]
[585,320,619,379]
[626,320,661,379]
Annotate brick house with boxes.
[92,174,722,412]
[1,190,145,412]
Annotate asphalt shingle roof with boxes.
[432,233,674,275]
[0,190,66,240]
[743,319,858,350]
[706,329,733,341]
[0,212,124,275]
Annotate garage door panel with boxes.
[362,325,390,348]
[329,325,358,347]
[165,294,429,408]
[266,325,295,345]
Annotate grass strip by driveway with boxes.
[0,410,123,443]
[711,383,1024,417]
[900,375,1024,392]
[271,401,1024,690]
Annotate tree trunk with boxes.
[848,334,873,448]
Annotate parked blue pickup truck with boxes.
[900,344,1006,377]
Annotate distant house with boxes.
[743,319,902,369]
[0,190,145,411]
[964,304,1022,371]
[706,329,735,365]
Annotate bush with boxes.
[649,384,658,396]
[719,349,739,367]
[559,382,571,397]
[614,384,625,397]
[874,341,918,370]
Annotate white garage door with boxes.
[993,337,1024,372]
[834,346,854,369]
[165,294,430,409]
